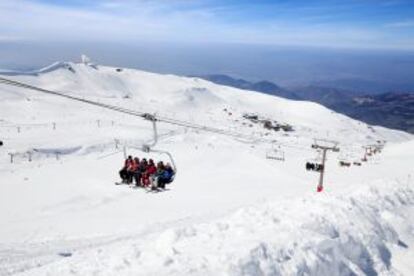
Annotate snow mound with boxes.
[33,146,82,155]
[174,87,223,108]
[16,180,413,276]
[129,182,414,275]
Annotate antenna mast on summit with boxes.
[311,139,340,192]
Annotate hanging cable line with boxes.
[0,76,324,153]
[0,76,259,142]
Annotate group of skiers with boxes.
[306,162,324,172]
[119,155,175,189]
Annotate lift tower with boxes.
[311,139,340,192]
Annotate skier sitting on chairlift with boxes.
[119,156,133,183]
[136,158,148,186]
[158,162,175,188]
[126,157,139,184]
[306,162,314,171]
[306,162,323,172]
[131,157,141,186]
[142,159,157,187]
[151,161,165,190]
[151,162,175,190]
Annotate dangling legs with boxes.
[134,172,141,187]
[119,168,128,183]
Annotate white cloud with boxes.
[0,35,23,42]
[0,0,413,50]
[385,20,414,28]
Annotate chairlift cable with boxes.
[0,76,349,153]
[0,76,259,142]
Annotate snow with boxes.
[28,180,411,276]
[0,62,413,275]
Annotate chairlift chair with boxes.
[308,163,323,172]
[122,113,177,179]
[266,142,285,161]
[338,160,351,167]
[266,149,285,161]
[305,151,323,172]
[338,152,351,167]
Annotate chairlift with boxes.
[122,113,177,178]
[338,160,351,167]
[266,144,285,161]
[266,140,285,161]
[305,151,323,172]
[338,152,351,167]
[306,162,323,172]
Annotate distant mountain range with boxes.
[344,93,414,133]
[196,74,414,134]
[196,74,301,100]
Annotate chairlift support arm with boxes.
[142,113,158,150]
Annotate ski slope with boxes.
[0,61,413,275]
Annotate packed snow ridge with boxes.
[0,60,413,275]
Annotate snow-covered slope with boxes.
[0,62,413,275]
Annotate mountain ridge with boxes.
[196,74,414,133]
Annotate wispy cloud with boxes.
[0,35,23,42]
[385,20,414,27]
[0,0,413,50]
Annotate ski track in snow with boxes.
[0,62,413,275]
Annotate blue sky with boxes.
[1,0,413,49]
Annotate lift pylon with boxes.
[311,139,340,192]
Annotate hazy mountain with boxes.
[290,85,357,106]
[195,74,301,100]
[199,74,414,133]
[312,78,414,95]
[345,93,414,133]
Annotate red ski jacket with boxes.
[124,159,133,168]
[129,160,139,171]
[146,165,157,175]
